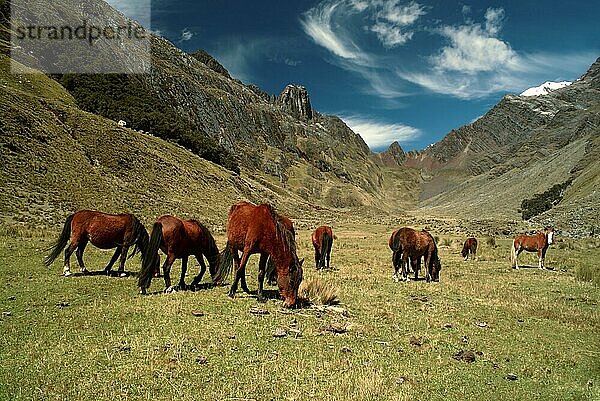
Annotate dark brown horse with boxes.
[44,210,150,277]
[312,225,333,270]
[390,227,441,282]
[137,215,220,294]
[461,237,478,261]
[215,201,303,308]
[511,228,555,269]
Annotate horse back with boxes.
[514,232,545,251]
[72,210,133,249]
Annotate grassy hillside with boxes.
[1,226,598,400]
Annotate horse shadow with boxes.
[70,270,137,278]
[515,265,556,271]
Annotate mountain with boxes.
[520,81,572,97]
[413,57,600,236]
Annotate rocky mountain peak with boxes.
[190,49,231,79]
[278,84,313,120]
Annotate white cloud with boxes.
[300,2,364,60]
[341,115,421,149]
[370,22,414,47]
[179,28,194,42]
[301,2,597,101]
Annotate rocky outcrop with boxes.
[190,49,231,79]
[277,84,313,120]
[371,141,406,168]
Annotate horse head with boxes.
[545,227,555,245]
[280,256,304,308]
[431,256,442,282]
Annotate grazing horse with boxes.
[312,226,333,270]
[389,228,416,281]
[511,228,554,269]
[138,215,220,294]
[391,227,441,282]
[44,210,150,277]
[215,201,303,308]
[461,237,478,261]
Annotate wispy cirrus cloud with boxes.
[341,115,421,149]
[179,28,194,42]
[301,1,596,100]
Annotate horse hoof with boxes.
[139,288,147,295]
[165,286,176,294]
[81,269,89,275]
[63,271,72,277]
[119,272,127,278]
[257,296,267,303]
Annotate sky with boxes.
[107,0,600,152]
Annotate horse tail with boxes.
[44,214,74,267]
[319,231,331,268]
[128,216,148,260]
[510,240,517,267]
[213,242,233,284]
[390,230,402,252]
[137,222,162,290]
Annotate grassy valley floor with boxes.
[0,224,598,400]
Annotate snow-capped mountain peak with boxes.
[520,81,572,97]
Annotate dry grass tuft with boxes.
[486,236,497,247]
[299,277,339,305]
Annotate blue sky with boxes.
[108,0,599,151]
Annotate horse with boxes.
[266,216,295,285]
[511,227,555,269]
[44,210,150,277]
[461,237,478,260]
[388,228,416,281]
[390,227,441,282]
[312,226,333,270]
[214,201,303,308]
[137,215,220,294]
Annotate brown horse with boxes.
[390,227,441,282]
[511,228,555,269]
[312,226,333,270]
[137,215,220,294]
[214,201,303,308]
[388,228,415,281]
[266,216,295,285]
[461,238,478,261]
[44,210,150,277]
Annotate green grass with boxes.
[1,226,598,400]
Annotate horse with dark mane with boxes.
[390,227,441,282]
[214,201,303,308]
[44,210,150,277]
[511,227,555,269]
[312,226,333,270]
[138,215,220,294]
[461,237,478,261]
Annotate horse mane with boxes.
[188,219,220,258]
[264,204,297,256]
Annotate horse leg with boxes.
[314,249,320,270]
[117,245,129,277]
[75,239,88,274]
[414,257,420,280]
[326,246,331,269]
[515,247,522,269]
[104,247,121,275]
[392,251,399,282]
[190,254,206,289]
[163,253,176,292]
[257,253,269,303]
[538,249,544,269]
[425,253,432,283]
[238,251,252,294]
[62,241,78,276]
[228,250,242,298]
[401,254,409,281]
[177,256,189,291]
